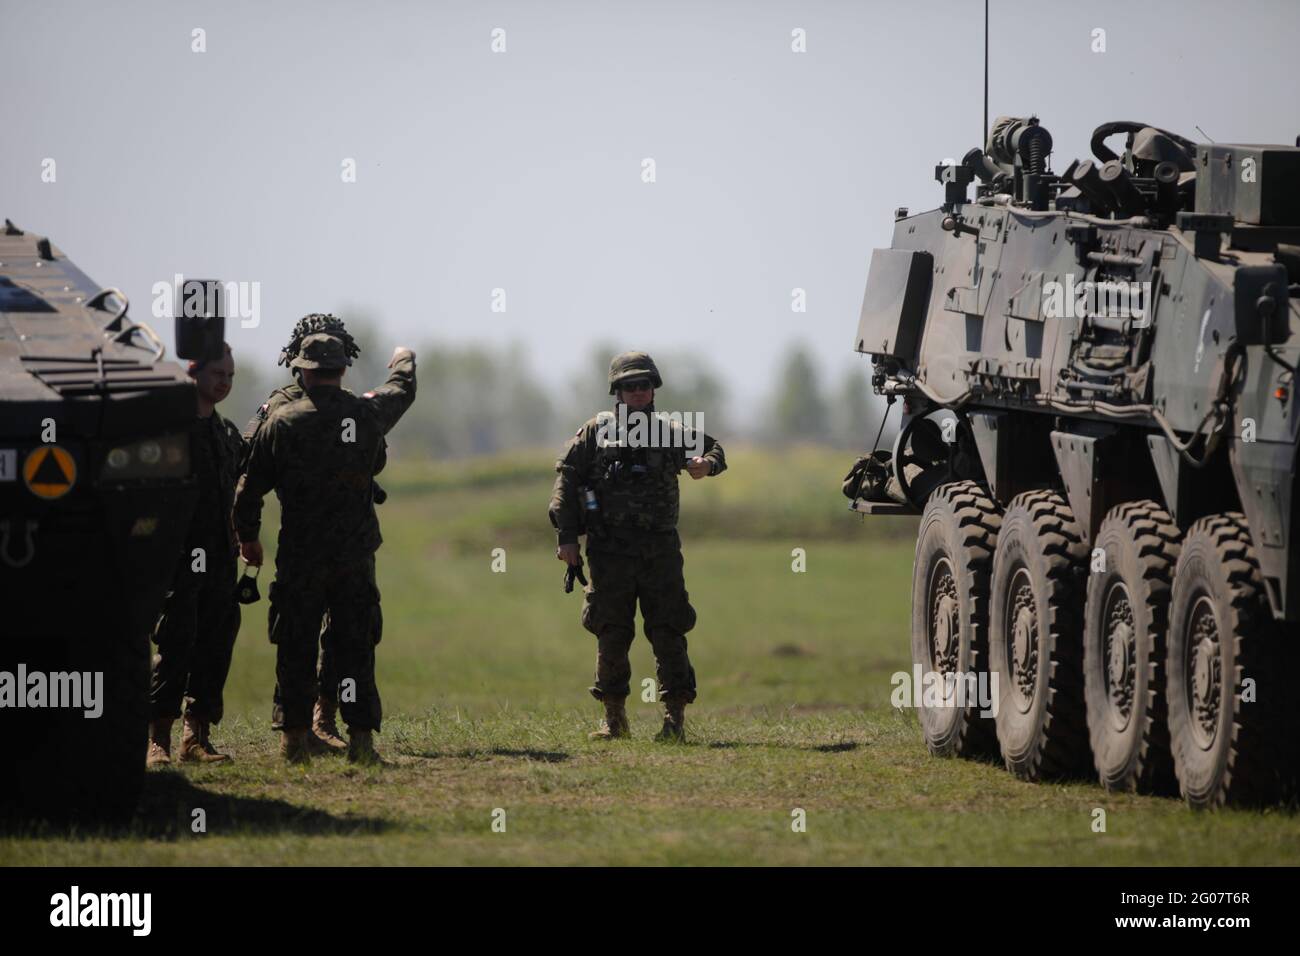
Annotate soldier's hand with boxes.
[240,540,264,567]
[556,543,581,566]
[687,456,711,480]
[388,346,415,368]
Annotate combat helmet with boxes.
[279,313,361,369]
[291,333,351,370]
[608,350,662,395]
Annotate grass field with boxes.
[3,446,1299,865]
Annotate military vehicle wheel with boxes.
[5,626,149,826]
[909,480,1001,757]
[1167,513,1292,808]
[989,490,1090,779]
[1083,501,1179,794]
[78,626,151,823]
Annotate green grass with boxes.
[3,446,1298,865]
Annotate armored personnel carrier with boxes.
[0,220,199,822]
[846,119,1300,808]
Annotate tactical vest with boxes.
[589,435,683,533]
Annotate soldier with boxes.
[549,351,726,743]
[241,314,388,754]
[147,342,244,766]
[234,331,416,764]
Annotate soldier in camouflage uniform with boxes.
[241,314,389,754]
[234,331,417,764]
[148,343,245,766]
[549,351,726,742]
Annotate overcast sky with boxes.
[3,0,1297,416]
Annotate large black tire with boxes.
[5,624,148,826]
[989,490,1090,779]
[79,623,151,823]
[1083,501,1179,794]
[1167,513,1294,808]
[910,480,1001,758]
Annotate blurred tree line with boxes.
[221,320,885,458]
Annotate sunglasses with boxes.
[620,379,653,392]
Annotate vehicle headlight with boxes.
[101,433,190,481]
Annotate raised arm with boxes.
[363,347,418,435]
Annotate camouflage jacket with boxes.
[243,381,388,477]
[548,405,726,545]
[233,354,416,562]
[187,411,245,565]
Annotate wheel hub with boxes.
[936,596,956,657]
[929,559,960,676]
[1008,569,1039,703]
[1104,585,1136,728]
[1186,595,1222,748]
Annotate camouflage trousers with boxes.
[268,554,383,733]
[269,618,342,731]
[150,564,241,724]
[582,530,698,704]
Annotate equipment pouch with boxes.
[842,456,869,499]
[843,450,892,501]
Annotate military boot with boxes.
[654,700,686,743]
[347,729,382,766]
[179,712,232,764]
[280,728,312,764]
[589,698,631,740]
[146,719,174,767]
[310,695,348,755]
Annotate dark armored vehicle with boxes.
[1,221,198,821]
[846,119,1300,807]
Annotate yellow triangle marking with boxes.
[23,445,77,499]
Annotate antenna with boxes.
[983,0,989,144]
[1194,125,1214,143]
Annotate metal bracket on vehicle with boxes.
[0,518,38,568]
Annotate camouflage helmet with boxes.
[607,350,662,395]
[291,333,351,370]
[278,313,361,369]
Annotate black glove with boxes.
[563,559,588,594]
